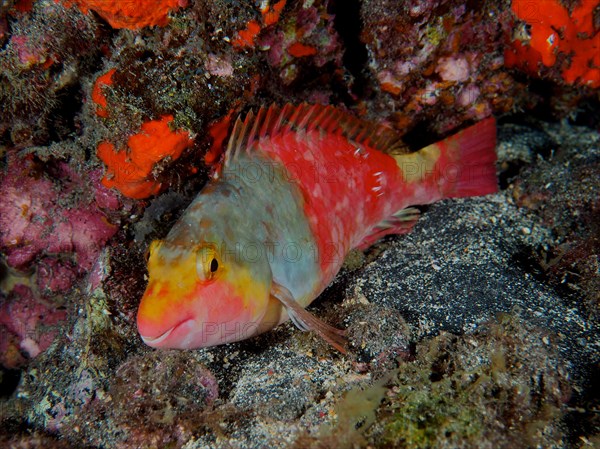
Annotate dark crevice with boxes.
[564,363,600,448]
[0,367,21,398]
[498,160,527,190]
[400,120,444,151]
[329,0,369,99]
[568,95,600,129]
[47,82,84,142]
[0,17,9,51]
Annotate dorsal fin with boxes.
[224,103,407,166]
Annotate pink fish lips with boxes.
[139,319,197,348]
[138,317,271,349]
[139,318,260,349]
[136,103,498,353]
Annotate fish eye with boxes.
[197,246,219,282]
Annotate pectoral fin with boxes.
[270,283,347,354]
[357,207,421,250]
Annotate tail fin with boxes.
[393,117,497,203]
[440,117,498,198]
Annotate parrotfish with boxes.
[137,104,497,352]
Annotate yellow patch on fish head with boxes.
[137,240,272,349]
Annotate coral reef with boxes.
[254,1,343,86]
[0,284,67,368]
[231,0,287,48]
[0,152,118,271]
[294,316,570,449]
[0,147,119,367]
[79,351,219,447]
[375,317,569,449]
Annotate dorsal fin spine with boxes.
[296,104,317,130]
[346,120,362,141]
[237,111,253,156]
[259,105,277,139]
[287,104,304,131]
[223,103,407,167]
[319,109,337,134]
[274,104,292,135]
[354,128,368,145]
[226,117,243,163]
[246,107,264,149]
[307,106,329,133]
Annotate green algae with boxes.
[294,314,570,449]
[374,314,569,449]
[424,19,447,48]
[391,381,485,442]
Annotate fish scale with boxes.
[256,127,409,286]
[137,103,497,352]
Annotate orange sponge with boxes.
[506,0,599,88]
[97,115,194,199]
[91,69,116,118]
[60,0,184,29]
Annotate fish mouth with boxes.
[140,319,194,346]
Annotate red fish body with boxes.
[137,104,497,351]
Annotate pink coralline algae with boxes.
[436,55,471,82]
[0,152,119,367]
[0,285,67,368]
[10,34,52,68]
[0,154,118,271]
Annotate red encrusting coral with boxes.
[97,115,194,199]
[505,0,600,88]
[59,0,186,29]
[91,68,116,118]
[287,42,317,58]
[232,0,287,48]
[232,20,262,48]
[262,0,286,26]
[361,0,516,133]
[14,0,34,13]
[255,2,342,85]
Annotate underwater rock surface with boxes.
[1,0,599,447]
